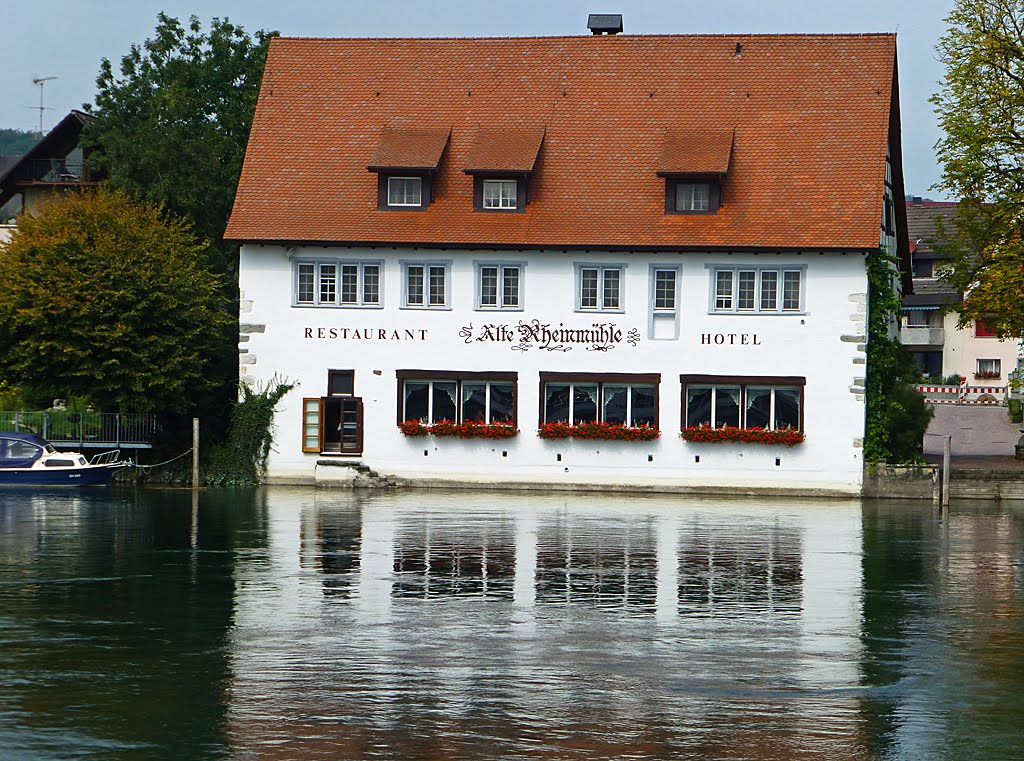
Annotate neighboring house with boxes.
[901,199,1019,383]
[0,110,101,222]
[224,25,909,494]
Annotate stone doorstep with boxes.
[314,459,401,488]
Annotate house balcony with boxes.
[900,326,945,346]
[11,159,101,186]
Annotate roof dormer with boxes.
[463,127,545,212]
[658,129,734,214]
[367,126,451,211]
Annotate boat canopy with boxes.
[0,432,47,468]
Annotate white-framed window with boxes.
[976,359,1001,378]
[482,179,518,209]
[675,182,710,212]
[294,260,383,308]
[652,268,678,312]
[399,373,517,424]
[576,264,624,312]
[684,383,802,430]
[475,262,523,310]
[387,176,422,207]
[542,377,658,427]
[402,261,451,309]
[710,266,805,314]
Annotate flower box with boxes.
[680,425,804,447]
[399,420,519,439]
[537,421,661,441]
[973,371,1001,380]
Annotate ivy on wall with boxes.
[864,247,933,463]
[206,377,294,485]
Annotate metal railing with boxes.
[0,411,159,449]
[9,159,99,184]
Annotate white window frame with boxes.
[482,179,518,209]
[684,384,803,430]
[542,380,658,427]
[474,262,524,311]
[707,265,806,314]
[651,266,679,312]
[675,182,711,212]
[293,259,384,308]
[401,260,452,310]
[399,375,517,425]
[977,358,1001,377]
[387,176,423,207]
[575,263,625,313]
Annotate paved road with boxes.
[923,405,1021,457]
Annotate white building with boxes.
[901,200,1020,384]
[226,29,909,495]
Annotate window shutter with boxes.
[302,398,323,453]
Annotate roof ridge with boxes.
[272,32,897,43]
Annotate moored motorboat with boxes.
[0,432,129,486]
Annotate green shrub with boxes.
[942,373,964,386]
[1010,398,1022,424]
[205,377,293,485]
[864,246,936,463]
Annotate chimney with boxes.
[588,14,623,35]
[912,196,923,206]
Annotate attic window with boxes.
[367,126,451,211]
[464,127,545,213]
[388,177,422,207]
[658,129,734,216]
[675,183,710,212]
[483,179,518,209]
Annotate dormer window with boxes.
[368,126,451,211]
[675,182,711,212]
[464,126,545,213]
[658,129,734,216]
[483,179,518,210]
[387,177,423,207]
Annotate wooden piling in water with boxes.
[192,418,199,489]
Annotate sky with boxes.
[2,0,955,198]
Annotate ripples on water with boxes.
[0,488,1022,760]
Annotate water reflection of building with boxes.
[304,496,812,619]
[228,492,867,759]
[392,522,517,600]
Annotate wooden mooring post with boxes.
[941,434,951,512]
[192,418,200,489]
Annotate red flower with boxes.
[399,420,430,437]
[537,422,660,441]
[399,420,519,439]
[679,425,804,447]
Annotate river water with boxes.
[0,488,1022,760]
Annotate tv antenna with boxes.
[31,76,57,135]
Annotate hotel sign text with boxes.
[700,333,762,345]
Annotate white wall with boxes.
[239,245,869,494]
[942,314,1019,383]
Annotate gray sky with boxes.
[3,0,954,198]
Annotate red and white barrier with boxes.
[913,383,1007,406]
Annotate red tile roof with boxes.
[226,34,900,250]
[464,127,546,173]
[368,126,451,171]
[659,129,734,175]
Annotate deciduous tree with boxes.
[0,189,232,413]
[83,14,276,273]
[932,0,1024,337]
